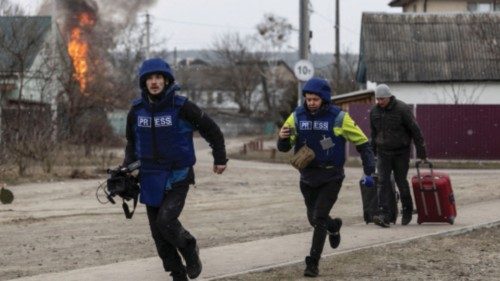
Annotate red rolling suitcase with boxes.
[411,161,457,225]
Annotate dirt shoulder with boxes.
[1,137,499,280]
[217,225,500,281]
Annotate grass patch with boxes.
[0,145,123,185]
[228,149,500,169]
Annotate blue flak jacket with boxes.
[294,105,346,168]
[132,93,196,207]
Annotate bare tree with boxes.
[0,0,25,16]
[55,8,140,156]
[108,21,146,107]
[430,14,496,105]
[254,13,297,123]
[0,17,59,175]
[433,83,486,104]
[211,33,262,115]
[256,13,294,51]
[175,62,212,106]
[325,48,359,95]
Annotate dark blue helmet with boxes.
[138,58,175,88]
[302,77,332,103]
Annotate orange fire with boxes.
[68,12,95,93]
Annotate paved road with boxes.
[9,198,500,281]
[6,138,500,280]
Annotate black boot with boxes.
[179,238,202,279]
[304,256,319,277]
[170,269,188,281]
[373,214,390,228]
[402,206,413,225]
[328,218,342,249]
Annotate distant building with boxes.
[177,57,210,67]
[176,59,296,114]
[356,12,500,104]
[0,16,67,143]
[389,0,500,13]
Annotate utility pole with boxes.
[298,0,310,106]
[145,13,151,59]
[173,47,178,66]
[334,0,340,96]
[299,0,310,61]
[50,0,58,141]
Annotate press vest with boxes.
[294,106,346,168]
[132,95,196,170]
[132,94,196,207]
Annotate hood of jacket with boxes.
[302,77,332,103]
[140,83,181,110]
[138,58,175,90]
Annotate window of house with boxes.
[467,2,494,12]
[216,92,223,104]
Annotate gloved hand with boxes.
[361,175,375,188]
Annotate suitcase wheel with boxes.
[364,213,373,224]
[448,217,455,225]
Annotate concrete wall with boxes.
[107,110,277,138]
[211,114,276,137]
[403,0,468,12]
[377,82,500,105]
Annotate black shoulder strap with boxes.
[122,194,138,219]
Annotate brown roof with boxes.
[356,13,500,83]
[388,0,415,7]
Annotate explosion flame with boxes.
[67,12,95,93]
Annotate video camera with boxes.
[96,161,141,219]
[1,186,14,204]
[106,161,140,203]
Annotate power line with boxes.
[152,15,255,31]
[310,9,359,35]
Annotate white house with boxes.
[0,16,67,143]
[356,12,500,104]
[389,0,500,13]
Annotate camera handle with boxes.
[122,196,138,219]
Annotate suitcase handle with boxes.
[415,160,433,171]
[415,160,437,190]
[415,160,435,183]
[415,160,442,217]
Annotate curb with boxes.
[205,219,500,280]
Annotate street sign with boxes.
[293,60,314,81]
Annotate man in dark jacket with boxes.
[278,77,375,277]
[122,58,228,281]
[370,84,427,228]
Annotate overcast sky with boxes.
[146,0,401,53]
[24,0,401,54]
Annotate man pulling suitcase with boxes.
[369,84,427,227]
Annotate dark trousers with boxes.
[377,150,413,214]
[300,178,343,261]
[146,184,191,273]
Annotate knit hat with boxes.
[375,84,392,98]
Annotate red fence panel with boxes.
[346,104,500,160]
[416,104,500,160]
[346,104,372,159]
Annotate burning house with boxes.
[1,0,161,146]
[0,15,66,145]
